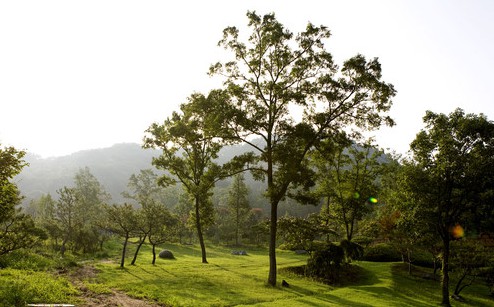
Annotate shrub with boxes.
[340,239,364,262]
[0,269,79,306]
[306,243,344,283]
[362,243,401,262]
[0,250,53,270]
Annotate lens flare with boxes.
[353,192,360,199]
[368,197,378,204]
[450,224,465,239]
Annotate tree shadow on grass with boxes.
[282,283,374,306]
[281,263,380,287]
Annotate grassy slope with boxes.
[89,242,493,306]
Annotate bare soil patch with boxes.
[64,264,164,307]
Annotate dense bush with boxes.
[306,243,345,283]
[340,239,364,262]
[362,243,401,262]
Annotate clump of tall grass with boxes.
[0,269,79,306]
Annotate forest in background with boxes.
[16,142,321,218]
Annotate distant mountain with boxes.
[16,143,159,204]
[15,141,324,217]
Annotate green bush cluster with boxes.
[0,249,78,271]
[0,269,79,306]
[306,243,345,283]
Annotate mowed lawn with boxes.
[88,242,494,306]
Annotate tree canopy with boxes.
[144,90,248,263]
[209,11,395,285]
[400,108,494,306]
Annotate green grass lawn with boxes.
[1,241,492,306]
[84,242,493,306]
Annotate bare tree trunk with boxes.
[267,201,278,286]
[195,197,208,264]
[235,195,240,246]
[441,236,451,306]
[152,244,157,265]
[120,235,129,268]
[131,234,147,265]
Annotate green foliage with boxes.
[41,167,110,256]
[339,239,364,262]
[210,10,395,285]
[225,173,251,245]
[312,140,388,241]
[0,269,79,306]
[306,243,345,283]
[400,108,494,306]
[451,239,493,296]
[144,90,247,263]
[277,214,335,252]
[362,243,402,262]
[0,144,46,257]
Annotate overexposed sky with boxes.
[1,0,493,158]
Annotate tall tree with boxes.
[144,90,247,263]
[73,167,110,253]
[27,194,61,248]
[55,187,79,256]
[0,145,45,256]
[402,109,494,306]
[123,169,161,207]
[209,11,395,285]
[52,168,110,255]
[226,174,250,246]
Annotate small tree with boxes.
[104,203,138,268]
[54,187,79,256]
[145,201,178,264]
[277,214,334,254]
[28,194,61,249]
[144,90,247,263]
[226,174,250,246]
[451,239,491,297]
[312,140,386,241]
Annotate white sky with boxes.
[1,0,493,158]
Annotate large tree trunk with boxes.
[267,201,278,286]
[441,235,451,306]
[152,244,157,265]
[131,234,147,265]
[195,197,208,264]
[120,234,129,268]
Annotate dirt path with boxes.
[66,264,164,307]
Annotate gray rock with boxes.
[231,250,247,255]
[158,249,175,259]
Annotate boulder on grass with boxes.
[159,249,175,259]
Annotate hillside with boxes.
[16,143,158,204]
[14,141,324,217]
